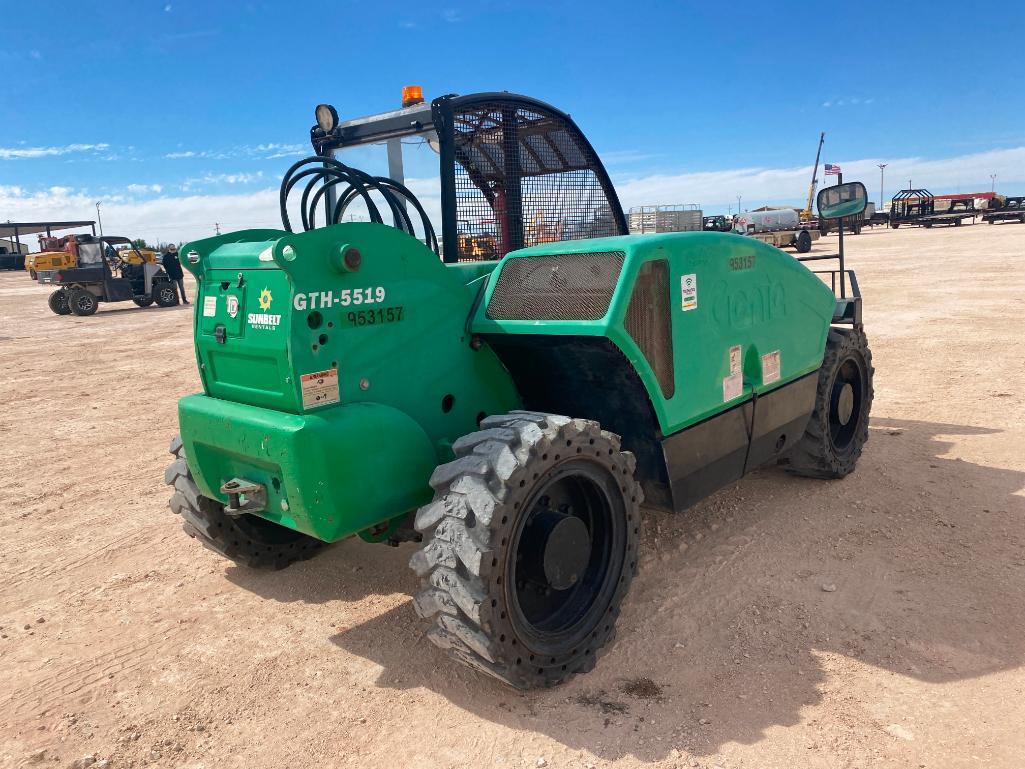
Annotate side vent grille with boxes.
[486,251,625,321]
[624,259,675,398]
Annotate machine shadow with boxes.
[232,416,1025,761]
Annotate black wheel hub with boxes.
[829,357,864,452]
[520,510,591,591]
[836,383,855,425]
[507,460,626,653]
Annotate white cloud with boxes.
[3,146,1021,244]
[126,183,164,194]
[0,143,110,160]
[615,146,1025,210]
[181,171,264,190]
[165,150,197,159]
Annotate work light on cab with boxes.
[315,103,338,133]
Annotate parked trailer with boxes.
[982,196,1025,225]
[628,204,703,234]
[890,189,978,228]
[734,208,819,253]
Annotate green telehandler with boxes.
[166,91,873,689]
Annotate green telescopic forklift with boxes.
[165,91,874,689]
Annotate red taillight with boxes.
[55,272,63,281]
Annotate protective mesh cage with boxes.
[486,251,625,321]
[624,260,675,398]
[451,101,622,262]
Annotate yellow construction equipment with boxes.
[800,132,825,222]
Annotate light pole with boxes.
[990,174,997,193]
[95,201,104,239]
[877,163,887,209]
[737,194,742,214]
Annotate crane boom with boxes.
[802,131,825,221]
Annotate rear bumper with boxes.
[177,394,437,542]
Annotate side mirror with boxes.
[817,181,868,220]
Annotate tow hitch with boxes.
[220,478,267,517]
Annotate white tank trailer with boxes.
[733,208,801,234]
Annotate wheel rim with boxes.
[76,294,94,312]
[507,459,626,653]
[828,356,865,453]
[160,286,175,303]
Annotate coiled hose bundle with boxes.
[279,156,439,255]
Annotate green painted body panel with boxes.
[471,232,837,434]
[177,223,520,541]
[176,223,835,544]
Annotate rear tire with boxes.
[786,328,874,479]
[154,281,179,307]
[795,230,812,253]
[48,289,71,315]
[69,289,98,316]
[133,296,155,307]
[410,411,641,689]
[165,435,325,570]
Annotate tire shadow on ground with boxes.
[227,416,1025,762]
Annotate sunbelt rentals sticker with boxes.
[248,287,281,330]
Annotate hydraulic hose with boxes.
[279,156,439,255]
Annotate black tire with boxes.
[410,411,641,689]
[794,230,812,253]
[29,269,37,280]
[133,296,155,307]
[165,435,325,570]
[69,289,99,316]
[154,281,179,307]
[786,328,874,479]
[48,289,71,315]
[890,221,900,229]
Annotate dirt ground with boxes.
[1,222,1024,769]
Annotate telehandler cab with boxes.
[166,91,874,688]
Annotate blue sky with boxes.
[2,0,1024,243]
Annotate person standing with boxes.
[162,244,189,305]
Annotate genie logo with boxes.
[711,277,786,329]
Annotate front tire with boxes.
[69,289,98,316]
[786,328,874,479]
[48,289,71,315]
[165,435,325,570]
[410,412,641,689]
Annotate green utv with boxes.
[166,92,874,688]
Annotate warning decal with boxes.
[761,350,781,385]
[729,345,742,376]
[722,373,743,402]
[681,273,698,311]
[300,369,340,409]
[203,295,217,317]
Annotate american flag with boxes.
[824,163,841,175]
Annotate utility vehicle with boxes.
[47,235,178,316]
[165,90,874,689]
